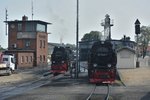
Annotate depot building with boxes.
[4,15,51,68]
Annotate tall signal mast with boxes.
[101,14,114,41]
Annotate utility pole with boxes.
[135,19,141,68]
[5,8,8,35]
[75,0,79,78]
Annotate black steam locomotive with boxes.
[88,41,117,84]
[51,46,73,75]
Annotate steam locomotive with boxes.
[51,46,73,75]
[88,41,117,84]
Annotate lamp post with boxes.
[135,19,141,68]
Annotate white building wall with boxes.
[117,50,136,69]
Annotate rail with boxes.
[86,84,111,100]
[86,85,96,100]
[105,84,110,100]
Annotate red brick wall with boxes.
[17,52,34,68]
[17,40,24,49]
[8,23,18,50]
[17,39,36,50]
[36,32,48,66]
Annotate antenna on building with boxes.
[31,0,34,20]
[5,8,8,35]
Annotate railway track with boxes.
[86,84,111,100]
[86,85,97,100]
[0,70,64,100]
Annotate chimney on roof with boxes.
[22,15,28,21]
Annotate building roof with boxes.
[117,47,135,53]
[4,15,51,24]
[79,39,136,44]
[4,20,52,25]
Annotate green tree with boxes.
[0,45,6,51]
[81,31,102,41]
[137,26,150,57]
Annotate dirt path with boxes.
[0,72,38,86]
[118,67,150,86]
[0,66,50,86]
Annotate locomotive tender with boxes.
[88,40,117,84]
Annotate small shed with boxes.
[117,47,136,69]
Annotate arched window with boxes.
[43,55,45,62]
[40,55,42,62]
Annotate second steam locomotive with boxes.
[51,46,73,75]
[88,41,117,84]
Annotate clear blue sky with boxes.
[0,0,150,48]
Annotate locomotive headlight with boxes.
[93,64,97,67]
[107,64,111,68]
[62,61,65,63]
[52,61,55,63]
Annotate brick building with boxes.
[4,16,51,68]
